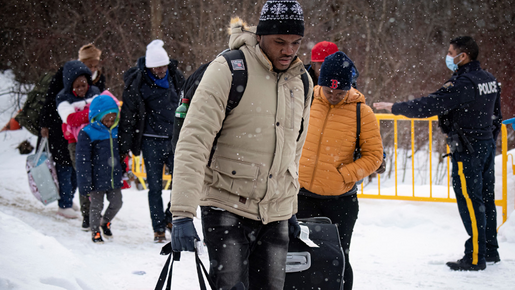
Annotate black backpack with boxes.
[172,50,311,162]
[15,72,54,135]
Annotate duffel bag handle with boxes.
[31,137,49,167]
[154,241,215,290]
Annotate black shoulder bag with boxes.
[353,102,387,174]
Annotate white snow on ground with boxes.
[1,70,515,289]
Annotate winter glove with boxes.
[171,217,200,252]
[375,152,387,174]
[288,215,301,240]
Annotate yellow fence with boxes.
[358,114,511,225]
[130,155,172,190]
[127,114,513,225]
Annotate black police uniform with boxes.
[391,60,502,268]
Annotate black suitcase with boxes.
[284,217,345,290]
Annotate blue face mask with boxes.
[445,53,463,71]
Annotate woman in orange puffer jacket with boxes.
[297,52,383,290]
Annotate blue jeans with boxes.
[141,137,174,232]
[55,163,77,209]
[201,207,289,290]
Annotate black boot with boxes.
[101,222,113,238]
[446,258,486,271]
[485,253,500,264]
[92,231,104,244]
[81,215,90,231]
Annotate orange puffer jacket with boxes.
[299,85,383,196]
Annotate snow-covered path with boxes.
[1,70,515,289]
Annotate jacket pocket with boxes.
[287,163,299,191]
[210,157,259,198]
[274,163,299,213]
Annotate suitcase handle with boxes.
[285,252,311,273]
[297,217,332,224]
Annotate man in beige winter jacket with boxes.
[169,1,312,289]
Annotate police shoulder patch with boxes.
[442,82,454,89]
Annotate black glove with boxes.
[171,217,200,252]
[288,215,301,239]
[375,152,387,174]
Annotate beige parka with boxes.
[170,18,313,224]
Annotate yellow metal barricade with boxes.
[358,114,510,225]
[130,155,172,190]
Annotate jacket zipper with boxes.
[109,128,115,189]
[309,105,332,189]
[290,90,295,129]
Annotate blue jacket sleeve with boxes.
[391,77,476,118]
[76,130,93,196]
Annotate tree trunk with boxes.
[150,0,163,40]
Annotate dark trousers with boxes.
[141,137,174,232]
[201,207,289,290]
[297,193,359,290]
[451,138,498,265]
[55,163,77,209]
[69,142,90,217]
[89,188,123,233]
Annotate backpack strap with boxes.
[208,50,248,166]
[301,71,309,104]
[353,102,361,161]
[222,49,248,113]
[296,71,311,142]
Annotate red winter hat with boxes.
[311,41,338,63]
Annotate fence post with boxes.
[502,124,508,224]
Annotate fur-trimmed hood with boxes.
[228,17,257,50]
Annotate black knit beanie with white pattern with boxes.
[256,0,304,36]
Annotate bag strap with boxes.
[44,137,51,158]
[223,49,248,113]
[155,242,214,290]
[296,72,311,142]
[354,103,361,159]
[208,50,248,166]
[301,71,309,104]
[33,137,48,167]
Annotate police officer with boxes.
[373,36,502,271]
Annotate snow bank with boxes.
[0,211,104,290]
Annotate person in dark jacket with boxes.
[374,36,502,271]
[40,67,79,219]
[76,94,123,244]
[55,60,100,229]
[40,45,106,220]
[118,39,185,242]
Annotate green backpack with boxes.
[15,72,54,136]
